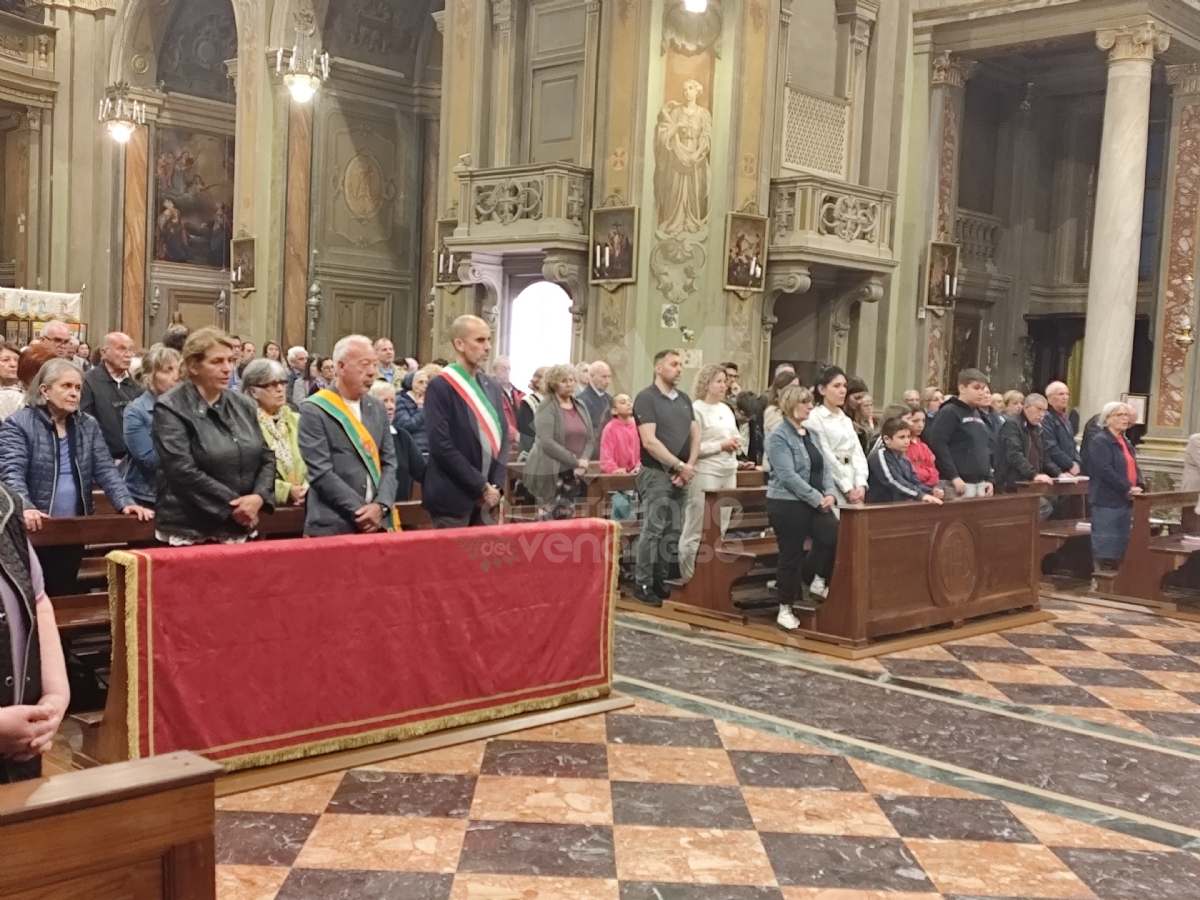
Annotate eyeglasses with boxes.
[262,380,287,388]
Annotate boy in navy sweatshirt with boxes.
[867,417,945,504]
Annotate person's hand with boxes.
[983,482,995,497]
[1069,464,1081,476]
[848,486,866,505]
[820,495,836,511]
[670,473,685,487]
[482,485,501,507]
[121,505,155,521]
[1034,473,1054,485]
[574,465,587,478]
[1128,486,1145,497]
[933,488,945,500]
[613,468,627,475]
[355,503,384,533]
[721,436,742,453]
[289,484,308,505]
[951,478,967,496]
[0,704,57,760]
[922,493,944,505]
[230,494,264,528]
[25,695,66,757]
[22,509,45,532]
[678,462,696,482]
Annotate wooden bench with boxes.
[0,751,221,899]
[1016,480,1093,578]
[1100,491,1200,605]
[667,492,1042,648]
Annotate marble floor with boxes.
[215,599,1200,900]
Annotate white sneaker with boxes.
[809,576,829,599]
[777,605,800,630]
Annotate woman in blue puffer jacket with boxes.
[0,358,152,594]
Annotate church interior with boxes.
[8,0,1200,898]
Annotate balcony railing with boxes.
[770,174,895,268]
[781,84,849,180]
[955,209,1002,273]
[452,162,592,246]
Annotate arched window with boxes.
[508,281,573,393]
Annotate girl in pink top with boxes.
[600,393,642,474]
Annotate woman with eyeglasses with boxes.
[123,346,182,508]
[242,358,308,507]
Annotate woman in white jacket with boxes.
[679,365,741,581]
[805,365,869,517]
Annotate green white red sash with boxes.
[307,389,401,531]
[441,363,503,457]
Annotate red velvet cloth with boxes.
[115,519,617,769]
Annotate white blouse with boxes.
[805,405,868,493]
[693,400,739,479]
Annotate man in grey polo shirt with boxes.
[631,349,700,606]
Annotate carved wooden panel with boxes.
[524,0,588,165]
[330,288,393,345]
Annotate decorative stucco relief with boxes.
[1154,101,1200,428]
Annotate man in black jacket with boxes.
[80,332,144,465]
[994,392,1061,519]
[1042,381,1081,475]
[926,368,994,499]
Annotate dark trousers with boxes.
[766,498,838,605]
[431,507,486,530]
[635,467,688,588]
[35,545,84,597]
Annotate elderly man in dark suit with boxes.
[577,360,614,459]
[423,315,509,529]
[298,334,398,537]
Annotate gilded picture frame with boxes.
[589,206,639,286]
[724,213,769,292]
[434,218,461,288]
[926,241,960,308]
[230,237,256,292]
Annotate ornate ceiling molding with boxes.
[1168,62,1200,97]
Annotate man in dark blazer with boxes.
[423,315,509,529]
[298,334,398,536]
[1042,381,1081,476]
[577,360,614,459]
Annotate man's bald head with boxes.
[1045,381,1070,413]
[39,320,73,357]
[101,332,136,376]
[450,315,492,372]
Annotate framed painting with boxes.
[724,213,768,292]
[1121,393,1148,426]
[153,128,235,269]
[231,237,256,291]
[589,206,638,285]
[926,241,960,308]
[434,218,460,287]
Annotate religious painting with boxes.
[153,128,235,269]
[231,237,255,291]
[724,213,768,292]
[589,206,638,285]
[925,241,960,308]
[653,78,713,240]
[434,218,460,288]
[948,310,981,387]
[1122,393,1148,425]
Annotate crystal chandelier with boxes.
[276,6,329,104]
[98,83,145,144]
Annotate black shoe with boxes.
[631,583,664,607]
[652,582,672,600]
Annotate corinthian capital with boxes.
[931,51,976,89]
[1097,22,1170,63]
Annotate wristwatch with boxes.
[670,461,683,474]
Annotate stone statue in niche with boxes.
[654,79,712,240]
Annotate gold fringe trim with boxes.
[107,550,144,760]
[607,519,620,679]
[215,684,612,773]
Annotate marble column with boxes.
[120,124,149,345]
[1079,23,1170,420]
[920,50,974,389]
[282,99,313,350]
[489,0,515,167]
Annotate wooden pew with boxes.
[1103,490,1200,605]
[0,751,221,899]
[669,492,1041,648]
[1016,479,1092,578]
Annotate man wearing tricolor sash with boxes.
[298,334,399,537]
[423,315,509,529]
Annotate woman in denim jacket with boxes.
[765,384,838,632]
[123,346,182,507]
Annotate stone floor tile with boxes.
[740,787,897,837]
[469,775,612,825]
[613,825,776,885]
[606,745,739,785]
[905,839,1096,898]
[292,814,467,872]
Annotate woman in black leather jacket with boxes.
[152,328,275,544]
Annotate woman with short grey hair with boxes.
[243,357,308,507]
[0,357,152,593]
[1087,401,1144,569]
[525,363,594,511]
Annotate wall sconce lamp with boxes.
[276,6,329,104]
[683,0,708,11]
[98,82,145,143]
[1180,274,1198,352]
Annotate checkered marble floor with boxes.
[214,694,1200,900]
[832,599,1200,742]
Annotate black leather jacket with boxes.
[151,381,276,540]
